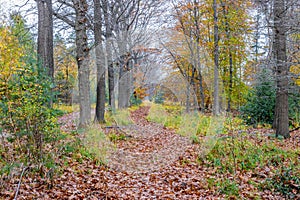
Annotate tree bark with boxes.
[37,0,54,78]
[73,0,91,127]
[102,0,115,111]
[273,0,289,138]
[94,0,106,123]
[118,53,132,109]
[213,0,220,115]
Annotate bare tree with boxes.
[103,0,163,109]
[253,0,300,137]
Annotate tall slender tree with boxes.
[213,0,220,115]
[273,0,289,138]
[102,0,115,110]
[94,0,106,123]
[37,0,54,78]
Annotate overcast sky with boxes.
[0,0,36,20]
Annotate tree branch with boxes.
[53,12,75,27]
[14,165,29,200]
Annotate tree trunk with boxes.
[193,0,205,112]
[213,0,220,116]
[103,0,115,111]
[273,0,289,138]
[73,0,91,127]
[37,0,54,78]
[228,52,233,112]
[94,0,106,123]
[221,1,233,112]
[118,53,132,109]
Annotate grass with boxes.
[104,109,133,126]
[146,103,170,125]
[200,133,300,198]
[82,125,113,165]
[147,102,225,144]
[53,103,79,114]
[147,102,300,198]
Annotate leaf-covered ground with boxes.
[1,106,299,199]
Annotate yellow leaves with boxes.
[0,26,24,88]
[290,65,300,86]
[54,40,77,79]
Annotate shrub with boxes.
[240,68,275,126]
[241,68,300,127]
[130,94,142,106]
[0,56,58,162]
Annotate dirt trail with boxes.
[53,106,212,199]
[106,106,192,173]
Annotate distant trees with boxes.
[164,0,251,114]
[52,0,162,124]
[101,0,162,109]
[53,36,77,105]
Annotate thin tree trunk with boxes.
[228,52,233,112]
[221,0,233,112]
[186,83,190,113]
[94,0,106,123]
[73,0,91,127]
[193,0,205,112]
[213,0,220,116]
[273,0,289,138]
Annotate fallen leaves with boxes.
[1,106,299,199]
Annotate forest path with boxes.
[105,106,191,173]
[52,106,214,199]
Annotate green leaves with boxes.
[240,69,276,126]
[0,19,58,163]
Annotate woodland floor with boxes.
[1,106,300,199]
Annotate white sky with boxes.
[0,0,36,21]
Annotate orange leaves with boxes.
[134,87,148,99]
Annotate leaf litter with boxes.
[0,106,299,199]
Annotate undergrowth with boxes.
[200,134,300,198]
[147,102,300,198]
